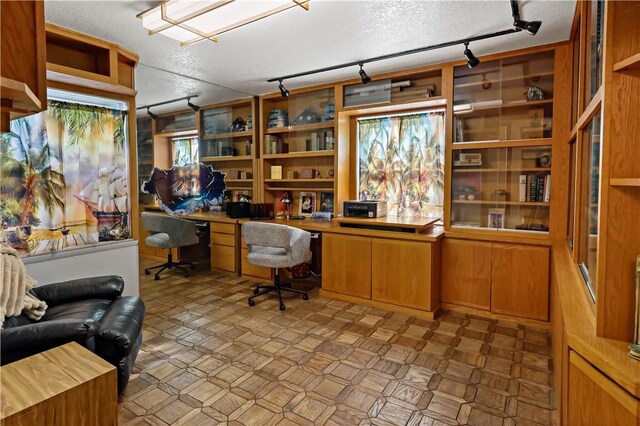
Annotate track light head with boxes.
[187,97,200,112]
[278,80,289,97]
[147,108,158,120]
[359,63,371,84]
[513,19,541,35]
[463,42,480,68]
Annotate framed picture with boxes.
[234,190,251,202]
[488,208,505,229]
[299,192,316,216]
[319,192,334,213]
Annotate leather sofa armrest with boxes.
[0,319,98,365]
[32,276,125,307]
[96,297,145,361]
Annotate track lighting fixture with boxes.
[187,97,200,112]
[278,80,289,97]
[359,63,371,85]
[463,42,480,68]
[511,0,541,35]
[147,108,158,120]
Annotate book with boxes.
[544,175,551,202]
[537,176,545,202]
[519,175,527,202]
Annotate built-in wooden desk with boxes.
[0,342,117,426]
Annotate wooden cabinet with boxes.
[441,238,549,320]
[371,239,435,311]
[322,234,372,299]
[568,351,639,426]
[441,239,492,310]
[491,243,549,320]
[210,222,237,274]
[0,0,46,131]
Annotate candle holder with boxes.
[630,255,640,360]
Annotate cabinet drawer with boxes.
[241,248,272,281]
[210,222,235,235]
[210,232,236,247]
[210,244,236,273]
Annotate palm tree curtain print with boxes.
[358,111,445,218]
[1,100,129,256]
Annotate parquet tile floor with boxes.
[119,259,555,426]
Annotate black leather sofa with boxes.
[1,275,145,394]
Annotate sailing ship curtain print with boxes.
[0,98,130,256]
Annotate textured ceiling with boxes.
[45,0,576,115]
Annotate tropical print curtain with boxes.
[358,111,445,217]
[1,100,129,256]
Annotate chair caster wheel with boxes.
[144,270,150,275]
[279,304,286,311]
[302,293,309,301]
[154,275,160,281]
[253,288,260,295]
[248,299,255,307]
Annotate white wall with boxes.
[24,240,139,297]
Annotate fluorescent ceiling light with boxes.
[138,0,310,46]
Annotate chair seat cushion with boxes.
[42,299,111,323]
[246,246,293,268]
[146,233,171,248]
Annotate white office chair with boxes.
[242,222,311,311]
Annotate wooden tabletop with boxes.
[0,342,116,419]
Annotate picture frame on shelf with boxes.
[234,191,251,202]
[299,192,316,217]
[488,208,505,229]
[319,192,334,213]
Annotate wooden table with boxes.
[0,342,117,426]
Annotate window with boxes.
[172,136,199,166]
[585,0,604,105]
[357,111,445,218]
[567,139,577,249]
[578,110,602,300]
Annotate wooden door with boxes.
[568,352,639,426]
[322,233,371,299]
[441,239,492,310]
[491,243,549,320]
[371,239,433,311]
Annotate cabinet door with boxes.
[322,234,371,299]
[372,239,433,311]
[441,239,492,310]
[568,352,639,426]
[491,243,549,320]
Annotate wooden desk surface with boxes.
[0,342,117,421]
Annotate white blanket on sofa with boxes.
[0,243,47,325]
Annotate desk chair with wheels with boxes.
[141,212,199,280]
[242,222,311,311]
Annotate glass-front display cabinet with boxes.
[136,117,155,205]
[155,111,196,134]
[453,50,554,143]
[260,87,336,215]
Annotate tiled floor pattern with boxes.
[119,260,554,426]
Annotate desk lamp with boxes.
[281,192,292,219]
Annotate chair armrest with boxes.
[96,297,145,361]
[0,319,97,365]
[32,276,125,306]
[290,229,311,265]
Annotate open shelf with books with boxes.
[259,86,338,215]
[198,97,259,201]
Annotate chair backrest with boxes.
[242,222,311,266]
[141,212,198,247]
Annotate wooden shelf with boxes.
[201,155,253,162]
[610,178,640,187]
[453,200,549,206]
[266,186,335,192]
[262,151,335,160]
[226,186,254,191]
[453,167,551,173]
[265,178,334,183]
[613,53,640,72]
[452,138,553,150]
[225,179,253,183]
[265,121,335,134]
[0,77,42,113]
[454,71,554,89]
[201,130,253,140]
[454,99,554,116]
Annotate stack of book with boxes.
[305,130,335,151]
[519,174,551,202]
[264,135,288,154]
